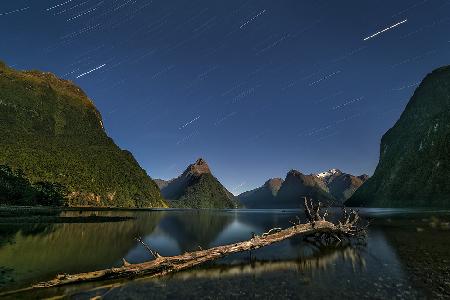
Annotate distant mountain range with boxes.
[0,61,167,208]
[2,58,448,209]
[347,65,450,207]
[237,178,284,209]
[156,158,241,209]
[238,169,368,209]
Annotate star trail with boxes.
[363,19,408,41]
[1,0,449,194]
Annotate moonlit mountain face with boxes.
[157,158,240,209]
[348,66,450,208]
[1,1,449,194]
[316,169,342,181]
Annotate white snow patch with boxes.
[316,169,340,179]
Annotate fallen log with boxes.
[29,199,368,290]
[48,246,366,299]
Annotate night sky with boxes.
[1,0,449,194]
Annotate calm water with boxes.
[0,208,449,299]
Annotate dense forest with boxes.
[0,61,166,208]
[0,165,65,206]
[348,66,450,207]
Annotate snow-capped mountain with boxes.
[316,169,342,182]
[315,169,369,203]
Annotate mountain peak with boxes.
[195,157,207,166]
[160,158,240,209]
[316,169,342,180]
[286,169,303,177]
[264,178,284,195]
[264,177,284,186]
[185,158,211,175]
[358,174,369,181]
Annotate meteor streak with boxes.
[309,71,341,86]
[76,64,106,78]
[240,9,266,29]
[0,6,29,16]
[46,0,73,11]
[363,19,407,41]
[332,96,364,110]
[67,7,98,21]
[179,116,200,129]
[54,1,89,15]
[392,82,420,91]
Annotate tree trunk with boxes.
[28,199,367,290]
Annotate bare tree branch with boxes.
[18,199,368,291]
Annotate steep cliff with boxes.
[0,61,167,207]
[347,66,450,207]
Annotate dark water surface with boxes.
[0,208,449,299]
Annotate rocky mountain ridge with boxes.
[157,158,241,209]
[239,168,368,208]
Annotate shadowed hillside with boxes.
[157,159,241,209]
[0,61,166,208]
[347,66,450,207]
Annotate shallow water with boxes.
[0,208,449,299]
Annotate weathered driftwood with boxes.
[49,246,366,299]
[30,198,367,289]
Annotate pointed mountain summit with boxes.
[158,158,241,209]
[184,158,211,176]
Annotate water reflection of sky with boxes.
[1,208,448,298]
[124,230,181,263]
[211,219,259,246]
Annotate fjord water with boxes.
[0,208,449,299]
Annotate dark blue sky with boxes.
[1,0,449,194]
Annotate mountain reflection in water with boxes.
[0,208,449,299]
